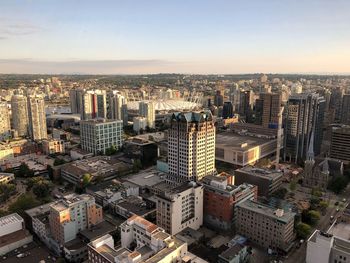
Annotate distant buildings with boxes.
[340,94,350,125]
[11,94,29,137]
[330,125,350,165]
[202,174,257,231]
[80,119,123,155]
[258,93,282,129]
[283,93,325,162]
[139,101,155,128]
[27,94,48,141]
[214,90,224,107]
[236,200,295,252]
[133,117,147,133]
[222,101,234,119]
[155,181,203,235]
[108,91,127,120]
[0,102,10,141]
[168,111,216,182]
[234,166,283,197]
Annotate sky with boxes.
[0,0,350,74]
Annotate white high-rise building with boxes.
[139,101,155,128]
[11,95,29,137]
[168,111,216,182]
[133,117,147,134]
[0,102,10,141]
[80,119,123,155]
[155,181,204,235]
[27,94,47,141]
[108,91,127,120]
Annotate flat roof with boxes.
[235,166,283,180]
[216,132,274,151]
[123,168,165,187]
[236,200,295,224]
[328,222,350,241]
[0,213,23,229]
[79,221,116,241]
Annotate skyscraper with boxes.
[222,101,234,119]
[27,94,47,141]
[260,93,282,129]
[11,95,28,137]
[69,89,84,115]
[139,101,155,128]
[239,90,254,121]
[0,102,10,141]
[108,91,127,120]
[214,90,224,107]
[341,94,350,125]
[330,87,344,121]
[168,111,216,182]
[283,93,325,162]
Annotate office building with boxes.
[27,94,47,140]
[239,90,254,121]
[11,94,29,137]
[108,91,127,120]
[215,132,279,167]
[121,104,129,126]
[49,194,103,244]
[222,101,234,119]
[155,182,203,235]
[341,94,350,125]
[236,200,295,252]
[168,111,215,182]
[139,101,155,128]
[202,174,257,231]
[69,89,84,115]
[283,93,325,162]
[42,139,66,155]
[330,125,350,164]
[133,117,147,134]
[80,119,123,155]
[259,93,282,129]
[330,87,344,121]
[0,102,10,141]
[234,166,283,197]
[307,225,350,263]
[214,90,224,107]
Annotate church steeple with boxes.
[307,131,315,161]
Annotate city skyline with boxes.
[1,0,350,74]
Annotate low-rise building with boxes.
[234,166,283,197]
[124,137,159,167]
[61,156,132,185]
[42,139,66,155]
[110,195,156,219]
[0,172,15,184]
[154,182,203,235]
[202,174,257,231]
[0,213,33,256]
[236,200,295,252]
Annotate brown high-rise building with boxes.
[260,93,282,129]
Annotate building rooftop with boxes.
[81,118,122,125]
[235,166,283,180]
[328,222,350,241]
[50,194,97,212]
[219,244,245,262]
[79,220,116,241]
[123,168,166,188]
[114,195,155,217]
[216,132,275,152]
[0,213,23,231]
[236,200,295,224]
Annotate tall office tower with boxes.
[341,94,350,125]
[330,126,350,165]
[260,93,282,128]
[80,119,123,155]
[11,95,28,137]
[49,194,103,244]
[239,90,254,121]
[78,90,107,120]
[254,98,264,125]
[229,83,238,103]
[139,101,155,128]
[283,93,326,163]
[69,89,84,114]
[330,87,344,121]
[121,104,128,126]
[108,91,127,120]
[291,83,303,94]
[214,90,224,107]
[27,94,47,141]
[168,111,215,182]
[0,102,10,141]
[222,101,234,119]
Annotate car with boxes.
[17,254,24,258]
[343,198,347,202]
[336,208,340,212]
[335,201,339,206]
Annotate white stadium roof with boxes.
[127,99,201,112]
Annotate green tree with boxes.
[16,163,34,177]
[0,183,17,202]
[305,210,321,226]
[82,173,92,187]
[105,145,117,156]
[271,188,288,199]
[32,180,53,198]
[328,176,348,194]
[319,201,329,210]
[296,222,312,239]
[289,180,297,191]
[8,194,41,215]
[132,159,142,173]
[54,158,66,166]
